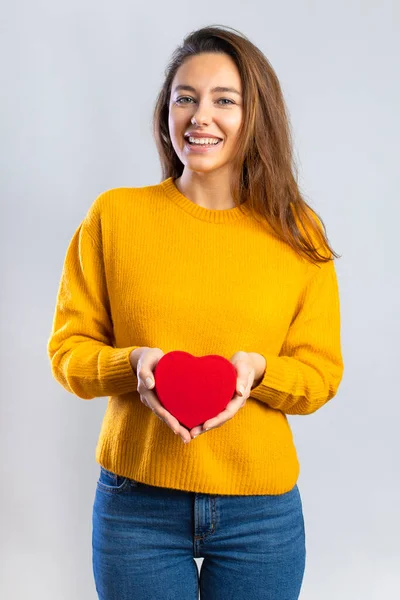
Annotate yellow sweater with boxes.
[47,177,344,495]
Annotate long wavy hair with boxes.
[152,25,339,265]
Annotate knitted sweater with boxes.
[47,177,344,495]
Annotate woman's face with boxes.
[168,52,243,176]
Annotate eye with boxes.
[175,97,235,106]
[176,96,194,104]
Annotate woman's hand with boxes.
[189,351,266,439]
[130,347,192,444]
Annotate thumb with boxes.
[141,348,163,388]
[233,356,249,396]
[145,376,155,389]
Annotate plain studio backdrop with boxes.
[1,1,399,599]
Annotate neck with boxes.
[175,169,236,210]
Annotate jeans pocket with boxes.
[96,466,131,494]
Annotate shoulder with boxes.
[84,181,165,224]
[92,181,163,210]
[290,202,333,262]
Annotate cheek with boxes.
[169,108,185,131]
[221,114,242,143]
[168,122,183,152]
[168,117,177,139]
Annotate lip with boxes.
[184,132,222,140]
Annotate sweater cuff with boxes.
[97,346,140,396]
[250,353,290,407]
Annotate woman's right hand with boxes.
[129,347,192,444]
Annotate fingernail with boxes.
[193,434,199,439]
[238,385,245,396]
[145,377,154,389]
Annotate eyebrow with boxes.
[173,84,242,96]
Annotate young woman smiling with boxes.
[48,25,344,600]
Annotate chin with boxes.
[186,163,224,175]
[184,155,226,168]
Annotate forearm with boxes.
[49,341,140,399]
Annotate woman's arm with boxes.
[250,258,344,415]
[47,207,140,400]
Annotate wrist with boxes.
[249,352,266,388]
[129,347,147,372]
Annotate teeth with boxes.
[188,136,220,145]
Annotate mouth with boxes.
[183,135,223,152]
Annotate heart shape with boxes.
[153,351,238,429]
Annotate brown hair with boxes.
[152,25,340,265]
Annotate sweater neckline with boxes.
[160,177,251,224]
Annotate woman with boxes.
[47,25,344,600]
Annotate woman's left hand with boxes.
[189,351,266,439]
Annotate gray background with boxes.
[1,1,399,598]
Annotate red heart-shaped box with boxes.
[153,351,238,430]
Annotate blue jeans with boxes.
[92,466,306,599]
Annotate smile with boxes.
[184,136,223,152]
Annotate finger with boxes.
[190,390,248,437]
[137,348,163,390]
[145,389,179,428]
[145,390,191,443]
[202,394,246,431]
[233,360,252,397]
[237,370,254,394]
[139,394,150,407]
[190,425,205,438]
[201,413,230,431]
[202,407,236,431]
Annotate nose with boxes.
[191,102,212,126]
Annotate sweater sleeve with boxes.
[250,257,344,415]
[47,202,140,400]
